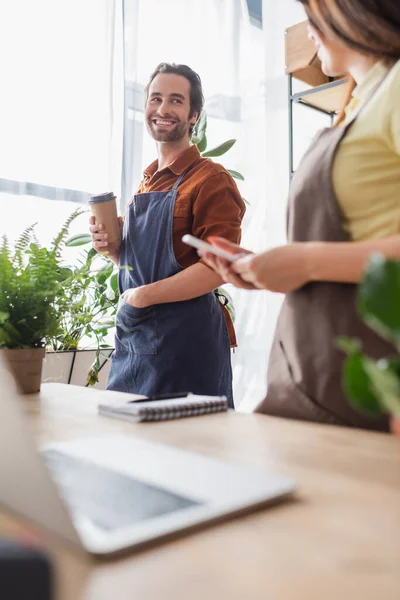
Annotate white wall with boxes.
[263,0,307,242]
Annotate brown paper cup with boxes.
[89,192,121,244]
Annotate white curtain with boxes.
[234,0,333,411]
[236,0,306,410]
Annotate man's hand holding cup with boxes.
[89,192,123,264]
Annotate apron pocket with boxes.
[278,340,344,425]
[115,300,158,355]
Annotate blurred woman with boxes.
[202,0,400,430]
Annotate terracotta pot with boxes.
[390,417,400,440]
[1,347,45,394]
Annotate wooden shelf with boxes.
[285,21,329,87]
[285,19,347,112]
[291,78,349,114]
[287,20,349,179]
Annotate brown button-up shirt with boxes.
[136,145,246,346]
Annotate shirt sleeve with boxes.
[191,171,246,246]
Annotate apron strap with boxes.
[171,168,189,192]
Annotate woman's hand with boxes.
[232,243,312,293]
[199,237,257,290]
[201,237,313,293]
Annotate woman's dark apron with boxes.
[107,170,233,406]
[256,78,396,430]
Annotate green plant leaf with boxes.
[59,267,73,281]
[336,336,362,355]
[0,311,9,324]
[341,353,384,417]
[65,233,92,247]
[228,169,244,181]
[2,321,24,344]
[96,328,108,337]
[358,255,400,349]
[86,366,99,386]
[110,273,118,293]
[364,357,400,417]
[384,356,400,376]
[202,139,236,157]
[86,247,97,261]
[96,263,114,285]
[191,110,207,145]
[97,317,115,329]
[197,134,208,153]
[242,197,250,206]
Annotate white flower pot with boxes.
[42,348,113,389]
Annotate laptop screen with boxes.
[43,449,201,532]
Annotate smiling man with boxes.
[91,63,245,406]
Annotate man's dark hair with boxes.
[145,63,204,135]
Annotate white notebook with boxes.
[98,393,228,423]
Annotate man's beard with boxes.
[146,118,190,142]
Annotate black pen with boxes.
[128,392,190,404]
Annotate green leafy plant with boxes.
[338,255,400,419]
[191,110,248,204]
[46,232,119,385]
[0,209,83,350]
[0,208,120,385]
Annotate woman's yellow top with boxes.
[332,59,400,241]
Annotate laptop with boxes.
[0,358,296,557]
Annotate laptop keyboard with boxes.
[43,449,200,532]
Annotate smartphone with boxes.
[182,234,241,262]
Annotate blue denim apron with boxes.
[107,170,233,406]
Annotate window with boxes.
[246,0,262,28]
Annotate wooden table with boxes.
[2,383,400,600]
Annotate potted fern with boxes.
[0,209,120,393]
[338,255,400,438]
[0,210,82,393]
